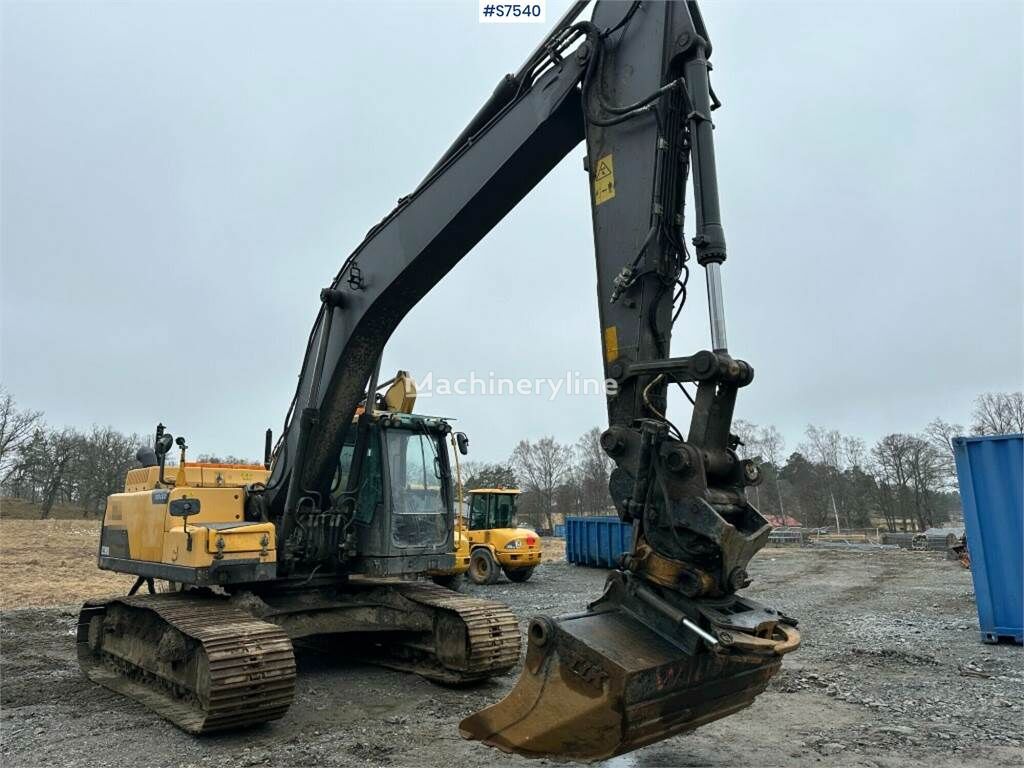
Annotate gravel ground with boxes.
[1,547,1021,768]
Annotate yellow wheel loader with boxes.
[82,1,799,761]
[463,489,542,585]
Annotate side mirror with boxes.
[169,498,200,517]
[155,434,174,457]
[456,432,470,456]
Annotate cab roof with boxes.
[467,488,521,494]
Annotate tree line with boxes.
[463,391,1023,534]
[0,389,141,517]
[2,384,1021,529]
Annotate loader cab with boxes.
[331,411,457,577]
[468,489,520,531]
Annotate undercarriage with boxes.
[78,580,520,733]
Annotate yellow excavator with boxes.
[80,1,799,761]
[81,372,520,731]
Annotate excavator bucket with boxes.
[461,574,799,762]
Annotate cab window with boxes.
[387,430,448,547]
[492,494,516,528]
[470,493,489,530]
[330,431,381,524]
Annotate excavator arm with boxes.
[263,17,587,529]
[261,1,799,759]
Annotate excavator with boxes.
[78,1,799,761]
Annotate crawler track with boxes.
[396,582,521,682]
[77,582,518,734]
[77,594,296,733]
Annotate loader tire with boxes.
[503,566,534,583]
[431,573,465,591]
[469,549,500,585]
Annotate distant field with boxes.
[0,518,134,609]
[0,499,126,608]
[0,497,100,520]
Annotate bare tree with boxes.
[803,425,843,469]
[460,461,517,497]
[575,427,613,515]
[731,419,762,460]
[0,389,42,484]
[842,436,867,470]
[971,392,1024,436]
[69,427,142,516]
[924,417,963,482]
[925,417,963,455]
[871,433,949,532]
[801,425,844,529]
[511,436,573,532]
[19,427,79,518]
[759,425,788,519]
[905,436,947,529]
[1,396,143,517]
[872,433,914,532]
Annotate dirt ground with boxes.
[0,519,135,609]
[1,532,1021,768]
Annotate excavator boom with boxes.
[255,1,799,759]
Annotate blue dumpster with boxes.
[553,524,566,538]
[565,516,632,568]
[953,434,1023,644]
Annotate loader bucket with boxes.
[461,599,798,761]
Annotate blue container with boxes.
[553,524,566,538]
[565,516,632,568]
[953,434,1023,644]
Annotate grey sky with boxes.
[2,0,1021,464]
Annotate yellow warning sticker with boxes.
[603,325,619,363]
[594,154,615,205]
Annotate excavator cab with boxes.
[341,413,456,576]
[319,373,458,578]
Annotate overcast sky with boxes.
[2,0,1021,464]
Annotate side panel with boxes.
[101,491,165,561]
[98,486,278,585]
[163,487,248,531]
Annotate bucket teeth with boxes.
[461,574,798,761]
